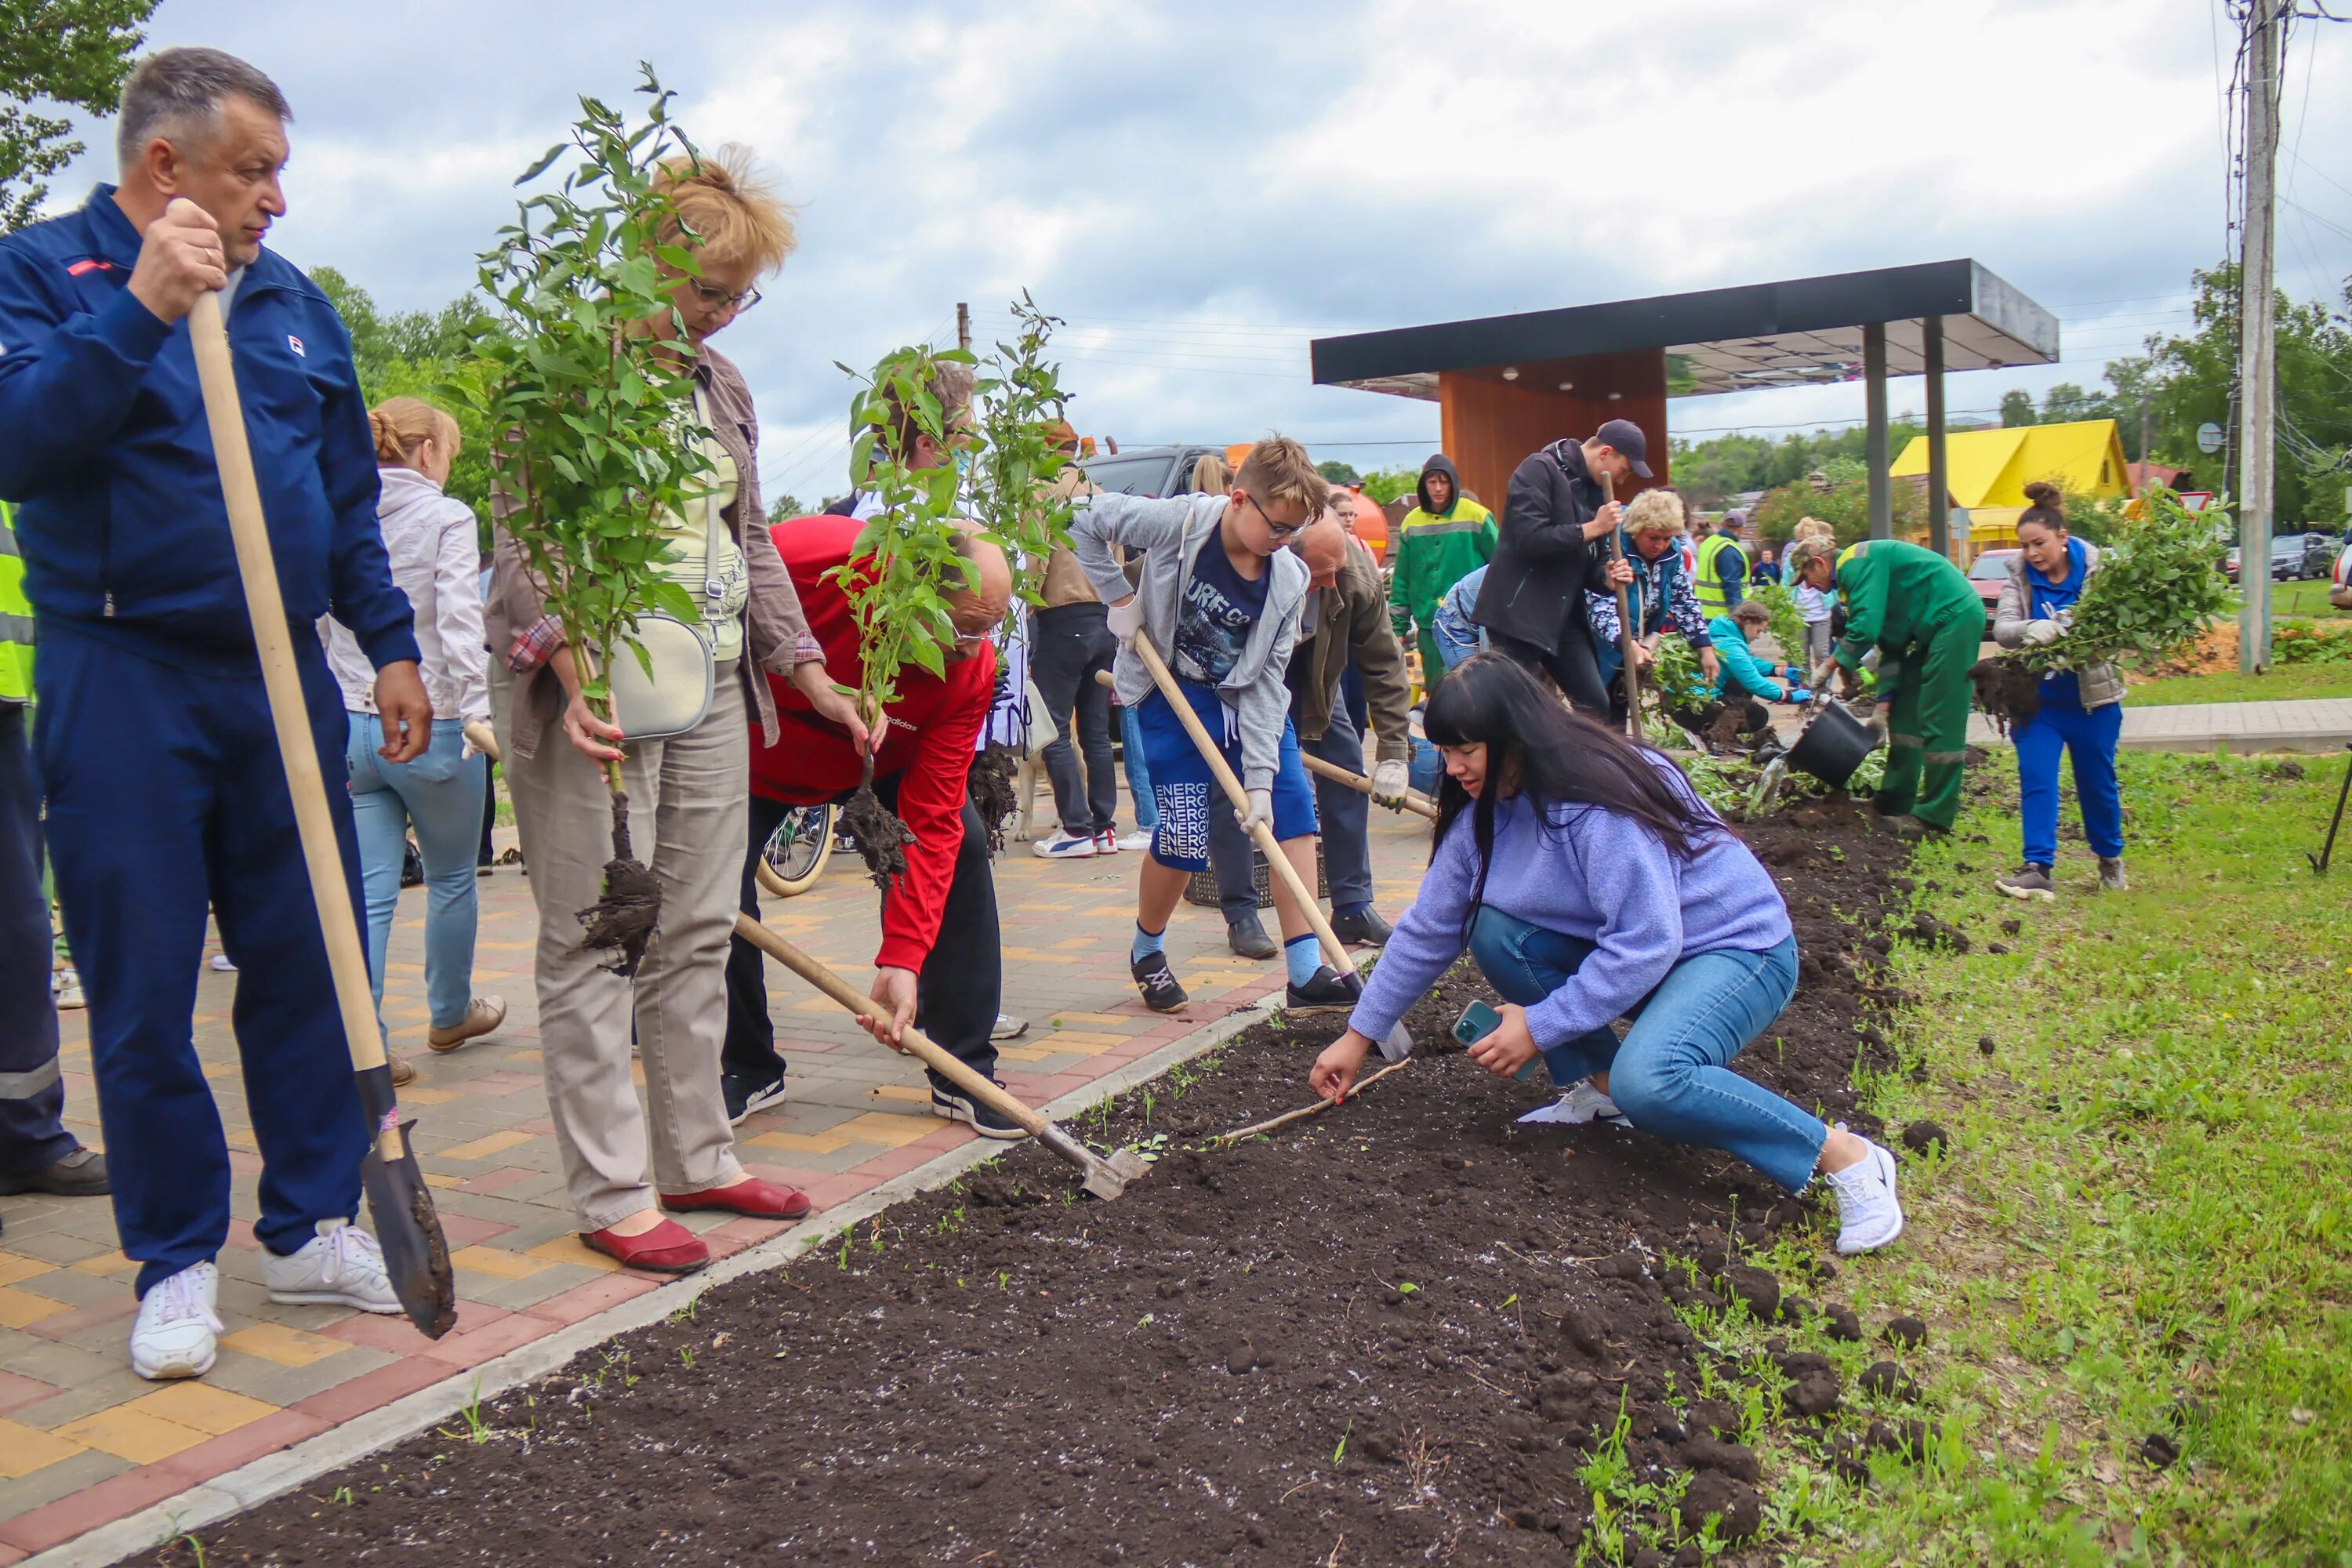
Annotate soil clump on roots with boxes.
[179,797,1919,1566]
[575,793,661,976]
[967,742,1022,854]
[838,772,916,894]
[1969,655,2042,738]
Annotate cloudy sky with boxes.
[40,0,2352,500]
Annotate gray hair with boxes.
[116,48,291,169]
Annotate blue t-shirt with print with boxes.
[1173,528,1269,685]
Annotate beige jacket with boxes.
[1039,468,1102,608]
[485,343,814,761]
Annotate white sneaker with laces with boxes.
[265,1221,401,1313]
[1559,1080,1631,1127]
[53,964,85,1011]
[130,1261,223,1381]
[1823,1131,1904,1255]
[1030,831,1097,859]
[1115,829,1152,852]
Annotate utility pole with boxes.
[955,302,971,354]
[2239,0,2281,674]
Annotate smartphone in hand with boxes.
[1454,1001,1540,1080]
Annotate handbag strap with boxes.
[692,386,723,609]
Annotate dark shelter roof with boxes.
[1309,259,2059,401]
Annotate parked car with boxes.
[2224,546,2241,582]
[2271,532,2340,581]
[1076,444,1230,499]
[1967,549,2019,637]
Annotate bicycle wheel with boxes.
[756,804,836,898]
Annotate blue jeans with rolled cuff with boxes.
[1466,908,1822,1192]
[347,716,485,1036]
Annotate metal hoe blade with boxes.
[1040,1126,1152,1202]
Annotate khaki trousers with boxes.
[495,663,747,1231]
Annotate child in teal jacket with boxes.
[1708,603,1809,706]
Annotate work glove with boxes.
[2021,619,2063,646]
[1106,596,1146,649]
[1235,787,1275,835]
[1787,686,1813,706]
[1371,758,1410,809]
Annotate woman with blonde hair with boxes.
[1789,517,1837,671]
[487,146,861,1274]
[323,398,503,1088]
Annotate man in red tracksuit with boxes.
[722,514,1022,1136]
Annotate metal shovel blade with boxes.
[356,1069,457,1338]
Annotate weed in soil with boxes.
[967,743,1022,854]
[575,793,661,976]
[176,797,1918,1567]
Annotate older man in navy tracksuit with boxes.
[0,48,431,1380]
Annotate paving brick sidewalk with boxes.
[0,800,1432,1561]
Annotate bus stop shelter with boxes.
[1309,259,2060,555]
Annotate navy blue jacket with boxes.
[0,185,418,674]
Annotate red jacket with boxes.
[751,515,996,972]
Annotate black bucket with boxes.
[1785,701,1875,787]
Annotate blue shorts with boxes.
[1136,682,1317,871]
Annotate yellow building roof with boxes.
[1890,419,2131,508]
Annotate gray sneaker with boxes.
[2097,856,2128,892]
[1994,862,2056,902]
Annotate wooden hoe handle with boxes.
[1295,752,1439,820]
[1601,472,1641,740]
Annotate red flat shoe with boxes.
[581,1218,709,1275]
[661,1176,813,1221]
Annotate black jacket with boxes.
[1469,441,1613,655]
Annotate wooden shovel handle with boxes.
[1127,637,1353,975]
[1601,473,1641,739]
[1296,751,1439,820]
[187,293,390,1086]
[731,913,1050,1140]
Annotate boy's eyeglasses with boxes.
[688,279,762,313]
[1247,492,1306,541]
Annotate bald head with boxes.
[945,527,1012,660]
[1296,517,1348,590]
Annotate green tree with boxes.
[764,494,806,524]
[1358,466,1419,506]
[311,266,492,522]
[0,0,156,233]
[1999,389,2038,428]
[1315,458,1359,485]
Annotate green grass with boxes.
[2223,579,2348,619]
[2125,661,2352,706]
[1754,749,2352,1564]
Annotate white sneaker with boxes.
[53,965,85,1010]
[264,1221,401,1313]
[208,953,237,972]
[1115,829,1153,852]
[1824,1131,1904,1255]
[990,1013,1029,1042]
[1558,1080,1631,1126]
[130,1261,222,1381]
[1030,831,1097,859]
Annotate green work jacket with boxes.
[1831,539,1980,675]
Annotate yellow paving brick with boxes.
[825,1110,936,1148]
[224,1131,261,1152]
[0,1417,86,1478]
[525,1236,620,1271]
[1053,935,1097,949]
[0,1251,56,1287]
[1038,1031,1133,1047]
[68,1250,139,1277]
[125,1381,278,1436]
[0,1285,69,1329]
[995,1045,1058,1063]
[400,1086,459,1105]
[868,1084,931,1103]
[220,1322,350,1368]
[436,1129,535,1163]
[746,1129,853,1156]
[1048,1011,1142,1028]
[55,1406,209,1463]
[450,1245,551,1281]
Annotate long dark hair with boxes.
[1423,654,1719,935]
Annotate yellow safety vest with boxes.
[1693,532,1747,617]
[0,503,31,702]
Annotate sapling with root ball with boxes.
[1970,486,2230,735]
[472,65,717,974]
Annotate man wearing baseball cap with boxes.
[1469,420,1646,713]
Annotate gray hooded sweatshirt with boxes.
[1069,492,1310,793]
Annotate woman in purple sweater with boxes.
[1312,655,1903,1254]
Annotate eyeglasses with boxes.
[688,279,762,313]
[1247,492,1307,541]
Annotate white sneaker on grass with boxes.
[1823,1130,1904,1255]
[130,1261,222,1381]
[264,1221,401,1313]
[1559,1080,1631,1127]
[1030,831,1097,859]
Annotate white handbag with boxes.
[608,404,724,741]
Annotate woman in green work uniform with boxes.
[1784,536,1981,833]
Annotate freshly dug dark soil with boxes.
[575,793,660,977]
[1969,655,2041,737]
[839,780,916,894]
[967,744,1022,855]
[172,797,1915,1568]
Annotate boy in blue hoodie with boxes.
[1069,437,1360,1016]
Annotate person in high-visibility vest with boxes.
[0,499,110,1203]
[1692,514,1748,618]
[1786,535,1981,833]
[1389,455,1494,688]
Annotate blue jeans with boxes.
[1467,909,1822,1192]
[2013,694,2123,867]
[1120,703,1158,832]
[346,717,484,1036]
